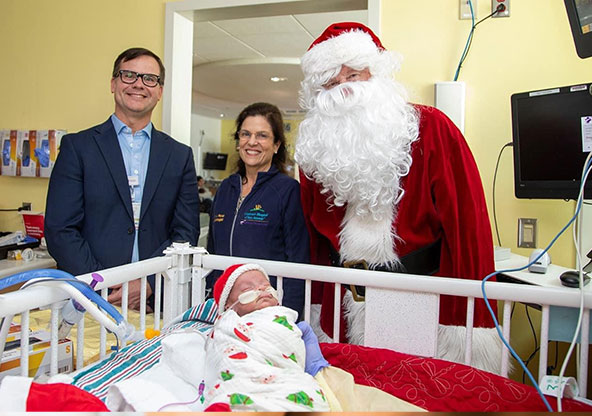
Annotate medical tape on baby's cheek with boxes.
[265,286,279,301]
[237,290,258,304]
[237,286,278,304]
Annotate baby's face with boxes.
[227,270,279,316]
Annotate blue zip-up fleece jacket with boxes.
[207,166,310,318]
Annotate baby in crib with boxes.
[106,262,422,412]
[204,263,423,412]
[204,263,330,412]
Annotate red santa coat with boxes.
[299,105,496,340]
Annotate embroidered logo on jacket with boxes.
[214,214,225,223]
[240,204,269,226]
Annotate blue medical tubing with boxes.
[481,156,592,412]
[70,273,103,313]
[0,268,124,324]
[482,274,552,411]
[453,0,475,81]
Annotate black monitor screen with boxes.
[565,0,592,58]
[203,152,228,170]
[511,82,592,199]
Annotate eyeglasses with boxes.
[116,70,161,87]
[238,130,273,142]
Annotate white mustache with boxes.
[314,81,374,116]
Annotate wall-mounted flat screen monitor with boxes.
[511,82,592,200]
[565,0,592,58]
[203,152,228,170]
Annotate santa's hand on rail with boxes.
[107,279,153,311]
[297,321,329,376]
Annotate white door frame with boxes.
[162,0,380,145]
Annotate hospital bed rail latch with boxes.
[342,260,368,302]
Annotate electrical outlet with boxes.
[492,0,510,18]
[518,218,537,248]
[459,0,477,20]
[20,202,32,211]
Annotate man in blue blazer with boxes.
[45,47,199,309]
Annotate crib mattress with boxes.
[63,298,592,412]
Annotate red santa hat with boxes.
[299,22,399,107]
[213,263,269,314]
[301,22,388,80]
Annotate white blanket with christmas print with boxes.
[204,306,330,411]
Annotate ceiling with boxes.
[192,9,367,120]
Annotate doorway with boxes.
[163,0,379,174]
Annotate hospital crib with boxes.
[0,243,590,399]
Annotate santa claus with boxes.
[294,22,502,373]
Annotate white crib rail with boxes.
[1,248,590,398]
[195,252,592,396]
[0,256,172,378]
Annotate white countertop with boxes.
[495,252,590,291]
[0,255,57,279]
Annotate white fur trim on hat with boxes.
[301,30,381,79]
[299,29,400,110]
[218,264,269,314]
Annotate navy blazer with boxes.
[45,118,199,289]
[207,167,309,318]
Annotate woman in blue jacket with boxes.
[207,102,309,318]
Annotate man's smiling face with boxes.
[111,55,163,124]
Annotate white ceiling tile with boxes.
[193,53,210,66]
[238,33,311,57]
[295,10,368,37]
[193,62,303,112]
[195,36,263,61]
[214,15,305,36]
[191,7,369,119]
[194,21,228,39]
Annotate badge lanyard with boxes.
[124,130,147,232]
[128,176,141,230]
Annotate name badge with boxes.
[128,175,139,187]
[132,202,141,229]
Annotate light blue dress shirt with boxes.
[111,114,151,263]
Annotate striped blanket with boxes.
[71,299,217,401]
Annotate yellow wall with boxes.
[4,1,589,265]
[379,1,591,386]
[0,0,170,231]
[381,0,592,267]
[0,0,589,390]
[3,1,589,265]
[220,119,237,180]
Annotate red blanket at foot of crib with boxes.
[0,376,108,411]
[321,343,592,412]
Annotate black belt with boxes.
[330,238,442,301]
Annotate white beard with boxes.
[295,76,419,266]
